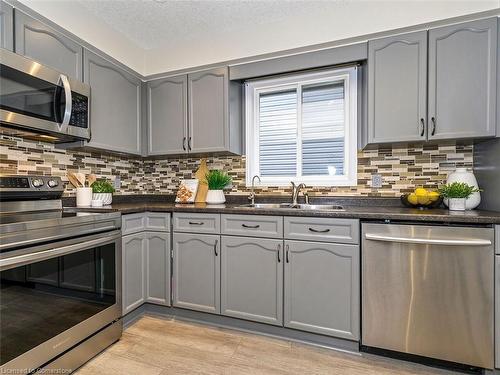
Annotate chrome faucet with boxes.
[290,181,307,206]
[248,175,261,205]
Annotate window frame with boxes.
[245,67,358,187]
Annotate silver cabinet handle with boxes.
[58,74,72,131]
[242,223,260,229]
[285,244,290,263]
[188,221,204,225]
[365,233,491,246]
[214,239,218,256]
[277,244,281,263]
[182,137,186,151]
[309,227,330,233]
[431,117,436,136]
[420,118,425,137]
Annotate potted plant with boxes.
[205,170,232,204]
[439,182,481,211]
[91,179,115,205]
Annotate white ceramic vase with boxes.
[93,192,113,205]
[205,190,225,204]
[444,168,481,210]
[76,187,92,207]
[448,198,466,211]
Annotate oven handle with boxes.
[365,233,492,246]
[58,74,72,132]
[0,233,119,270]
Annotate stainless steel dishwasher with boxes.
[361,223,494,369]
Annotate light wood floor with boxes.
[76,315,458,375]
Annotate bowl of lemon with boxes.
[401,188,442,209]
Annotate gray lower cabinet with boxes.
[221,236,283,325]
[284,240,360,340]
[122,233,146,315]
[84,49,142,155]
[428,18,497,140]
[144,232,171,306]
[147,75,188,155]
[172,232,220,314]
[367,31,427,143]
[14,11,82,80]
[0,1,13,51]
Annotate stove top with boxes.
[0,210,102,225]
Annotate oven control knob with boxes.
[32,178,44,188]
[47,179,59,188]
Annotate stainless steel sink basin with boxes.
[239,203,344,211]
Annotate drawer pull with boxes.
[242,223,260,229]
[309,227,330,233]
[189,221,204,225]
[214,239,218,256]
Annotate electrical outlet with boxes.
[372,174,383,188]
[113,176,121,190]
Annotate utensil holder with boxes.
[76,187,93,207]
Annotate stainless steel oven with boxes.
[0,48,90,142]
[0,230,121,372]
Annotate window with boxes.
[245,67,358,187]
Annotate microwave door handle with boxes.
[58,74,72,131]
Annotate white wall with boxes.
[17,0,500,76]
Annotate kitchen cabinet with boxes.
[0,1,13,51]
[84,49,142,155]
[147,75,188,155]
[284,240,359,340]
[122,233,146,314]
[144,232,171,306]
[221,236,283,325]
[367,31,427,143]
[172,232,220,314]
[428,18,497,140]
[14,11,83,80]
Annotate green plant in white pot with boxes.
[439,182,481,211]
[205,170,231,204]
[91,180,115,205]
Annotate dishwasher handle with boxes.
[365,233,492,246]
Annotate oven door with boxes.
[0,230,121,371]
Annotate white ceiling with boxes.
[18,0,500,76]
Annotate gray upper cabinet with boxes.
[144,232,171,306]
[0,1,13,51]
[14,11,82,80]
[368,31,427,143]
[284,240,359,340]
[172,232,220,314]
[147,75,188,155]
[428,18,497,140]
[188,67,242,154]
[221,236,283,326]
[122,233,146,315]
[84,50,142,155]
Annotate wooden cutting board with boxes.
[194,159,209,203]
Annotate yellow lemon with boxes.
[428,191,440,202]
[407,193,419,205]
[417,193,430,205]
[414,187,428,196]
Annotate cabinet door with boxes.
[221,236,283,325]
[0,1,13,51]
[84,50,142,154]
[14,11,82,80]
[188,67,228,153]
[428,18,497,140]
[172,232,220,314]
[147,75,188,155]
[368,31,427,143]
[144,232,171,306]
[284,240,359,340]
[122,233,146,315]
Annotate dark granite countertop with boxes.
[72,198,500,224]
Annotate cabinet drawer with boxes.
[222,214,283,238]
[145,212,170,232]
[173,213,220,234]
[284,217,359,244]
[122,213,146,235]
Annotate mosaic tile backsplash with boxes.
[0,135,473,197]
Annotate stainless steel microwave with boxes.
[0,48,90,142]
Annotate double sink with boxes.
[239,203,345,211]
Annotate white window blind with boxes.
[246,67,358,187]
